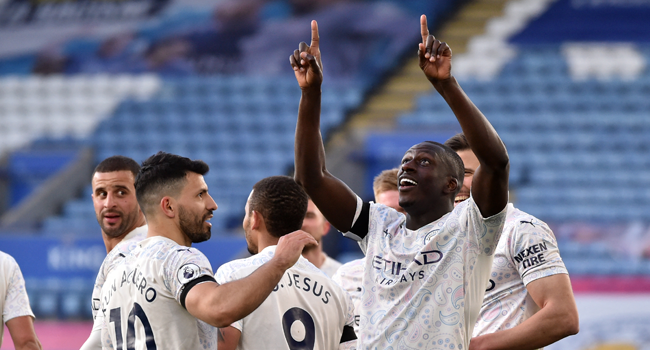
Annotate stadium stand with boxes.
[0,0,456,322]
[0,3,648,343]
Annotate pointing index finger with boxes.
[420,14,429,44]
[310,20,320,49]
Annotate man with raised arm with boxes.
[98,152,316,350]
[445,133,579,350]
[290,16,510,349]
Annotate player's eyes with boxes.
[420,159,430,165]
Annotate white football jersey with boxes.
[1,251,35,345]
[332,258,364,334]
[216,246,356,350]
[320,254,343,278]
[92,226,148,319]
[473,204,568,338]
[82,226,148,350]
[100,236,218,350]
[345,196,506,350]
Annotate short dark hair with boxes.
[415,141,464,196]
[444,133,470,152]
[94,155,140,179]
[373,168,399,199]
[135,152,210,216]
[248,176,308,238]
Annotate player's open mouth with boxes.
[103,214,121,224]
[454,195,469,204]
[399,178,418,190]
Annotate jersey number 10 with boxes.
[109,303,157,349]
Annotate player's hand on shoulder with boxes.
[272,230,318,270]
[290,20,323,90]
[418,14,452,83]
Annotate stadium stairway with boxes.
[343,0,510,131]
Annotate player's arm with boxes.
[185,230,317,328]
[79,310,103,350]
[6,316,42,350]
[291,20,359,232]
[419,15,508,217]
[79,325,101,350]
[217,326,241,350]
[469,274,579,350]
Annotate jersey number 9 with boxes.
[282,307,316,350]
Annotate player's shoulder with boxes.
[218,254,263,274]
[216,249,274,282]
[369,201,406,223]
[0,250,18,269]
[332,258,364,285]
[444,196,477,223]
[506,205,551,232]
[336,258,364,276]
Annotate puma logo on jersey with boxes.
[520,220,535,227]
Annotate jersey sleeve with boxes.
[3,256,34,322]
[344,196,371,242]
[79,311,103,350]
[510,220,569,285]
[214,262,245,331]
[163,247,215,306]
[91,252,113,320]
[344,197,405,254]
[464,196,508,256]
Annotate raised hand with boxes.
[290,20,323,90]
[418,14,452,83]
[272,230,318,270]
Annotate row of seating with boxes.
[33,74,361,233]
[401,44,650,224]
[0,75,161,156]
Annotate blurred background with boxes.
[1,0,650,348]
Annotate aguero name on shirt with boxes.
[102,264,159,309]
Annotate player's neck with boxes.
[255,231,280,252]
[404,200,454,230]
[302,245,325,268]
[102,229,131,253]
[147,220,192,247]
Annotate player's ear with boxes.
[250,210,262,230]
[445,177,458,194]
[160,196,175,218]
[322,220,330,235]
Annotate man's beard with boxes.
[178,205,212,244]
[98,209,138,238]
[243,217,257,255]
